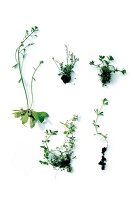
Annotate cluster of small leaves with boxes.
[52,45,79,83]
[98,147,107,170]
[13,26,39,70]
[13,109,49,128]
[93,98,108,170]
[90,55,126,86]
[40,115,78,172]
[12,26,49,128]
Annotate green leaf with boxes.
[18,78,22,83]
[32,111,38,121]
[30,117,36,128]
[12,64,18,68]
[39,160,48,165]
[32,111,49,123]
[93,120,96,125]
[13,111,21,118]
[108,56,114,61]
[99,112,104,116]
[89,61,95,65]
[39,112,48,122]
[99,55,105,61]
[103,98,108,105]
[95,124,100,128]
[94,109,99,114]
[51,130,58,135]
[21,112,28,124]
[32,111,39,121]
[121,69,126,74]
[34,26,39,31]
[104,60,109,65]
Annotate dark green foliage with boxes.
[93,98,108,170]
[89,55,126,86]
[39,115,78,172]
[52,45,79,83]
[103,98,108,105]
[99,65,112,85]
[12,26,49,128]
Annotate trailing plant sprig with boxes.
[40,115,79,172]
[52,45,79,83]
[93,98,109,170]
[89,55,126,86]
[12,26,49,128]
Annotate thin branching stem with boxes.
[17,46,29,109]
[30,61,43,109]
[93,99,108,146]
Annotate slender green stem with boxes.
[30,61,43,109]
[65,44,69,65]
[94,101,108,145]
[52,57,61,70]
[17,46,29,109]
[94,104,103,134]
[19,43,34,54]
[22,29,36,44]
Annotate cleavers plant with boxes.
[40,115,78,172]
[93,98,109,170]
[12,26,49,128]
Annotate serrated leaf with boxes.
[21,112,28,124]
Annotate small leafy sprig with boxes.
[52,45,79,83]
[89,55,126,86]
[40,115,79,172]
[93,98,109,170]
[12,26,49,128]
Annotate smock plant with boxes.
[89,55,126,86]
[40,115,78,172]
[52,45,79,83]
[12,26,49,128]
[93,98,109,170]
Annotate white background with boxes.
[0,0,134,199]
